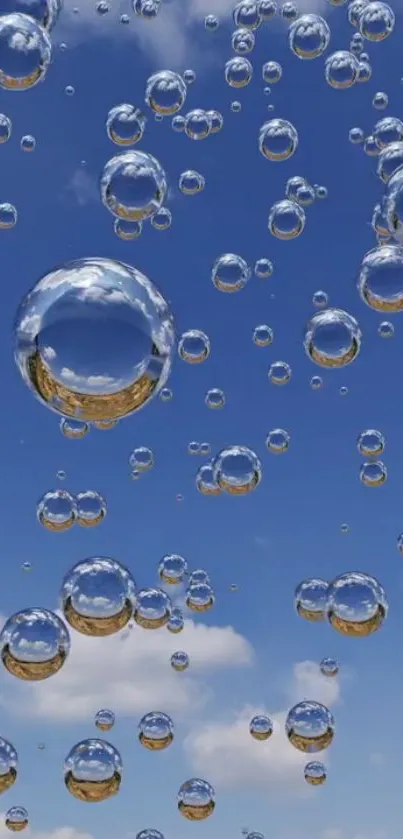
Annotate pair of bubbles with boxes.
[37,489,106,531]
[0,114,36,150]
[357,429,387,488]
[209,253,273,295]
[60,418,118,438]
[295,571,388,637]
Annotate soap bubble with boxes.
[326,571,388,636]
[262,60,282,83]
[259,119,298,161]
[288,14,330,59]
[213,445,262,495]
[268,200,305,239]
[266,428,290,453]
[196,463,221,496]
[0,114,11,142]
[304,761,327,785]
[178,778,215,820]
[179,170,205,195]
[158,554,188,584]
[304,308,361,368]
[133,587,172,629]
[207,109,223,133]
[60,557,136,636]
[129,446,154,472]
[286,701,335,752]
[359,0,394,41]
[171,650,189,671]
[378,320,394,337]
[254,258,273,277]
[185,582,215,612]
[360,460,387,487]
[37,489,77,532]
[295,578,329,621]
[310,375,323,389]
[259,0,277,16]
[60,418,90,439]
[325,51,358,88]
[268,360,292,384]
[205,387,225,408]
[145,70,187,116]
[374,117,403,150]
[178,329,210,363]
[357,59,372,82]
[0,608,70,680]
[185,109,212,139]
[138,711,174,750]
[0,739,17,793]
[106,104,145,146]
[0,203,17,228]
[232,27,255,53]
[76,490,107,527]
[101,151,167,221]
[167,608,184,633]
[20,134,35,151]
[0,14,51,90]
[249,714,273,740]
[205,12,219,28]
[357,429,385,457]
[64,739,122,802]
[377,142,403,183]
[358,245,403,312]
[373,91,388,110]
[212,253,250,292]
[320,656,339,677]
[160,387,173,402]
[5,808,28,832]
[253,325,274,346]
[312,290,329,307]
[189,570,210,585]
[95,709,115,731]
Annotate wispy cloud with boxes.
[64,167,98,207]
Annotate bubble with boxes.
[348,0,370,26]
[253,325,274,346]
[0,607,70,681]
[178,329,210,363]
[134,587,172,629]
[212,253,250,292]
[37,489,77,532]
[357,429,385,457]
[64,84,74,95]
[76,490,106,527]
[212,445,262,496]
[364,134,379,156]
[185,582,215,611]
[288,14,330,59]
[93,419,118,430]
[0,739,17,793]
[106,104,145,146]
[114,218,142,239]
[101,150,167,221]
[377,143,403,184]
[138,711,174,750]
[0,113,11,143]
[185,109,211,140]
[145,70,187,116]
[326,571,388,635]
[159,554,188,584]
[167,608,184,633]
[374,117,403,150]
[385,169,403,233]
[0,203,17,228]
[64,739,122,802]
[0,13,51,90]
[188,441,200,455]
[171,650,189,671]
[262,60,282,83]
[196,463,221,496]
[120,11,129,20]
[56,469,66,481]
[205,387,225,408]
[266,428,290,453]
[178,778,215,820]
[310,375,323,389]
[297,184,316,206]
[357,60,371,82]
[281,1,298,20]
[20,133,35,151]
[349,126,364,144]
[207,109,224,133]
[233,0,262,28]
[96,1,108,13]
[254,258,273,277]
[22,561,32,571]
[304,308,361,368]
[286,701,335,753]
[225,56,253,87]
[179,170,205,195]
[325,51,358,88]
[133,0,160,16]
[378,320,394,337]
[397,533,403,554]
[200,442,211,456]
[205,13,219,28]
[359,0,394,40]
[339,385,349,395]
[60,556,136,636]
[189,569,210,585]
[5,808,28,832]
[232,27,255,53]
[160,387,173,401]
[231,100,242,112]
[372,91,388,111]
[360,460,387,487]
[320,656,339,677]
[304,761,327,785]
[14,257,175,422]
[95,709,115,731]
[60,418,90,439]
[183,68,196,84]
[295,578,329,621]
[259,118,298,161]
[249,714,273,740]
[171,114,185,132]
[268,199,305,239]
[259,0,277,16]
[268,360,292,384]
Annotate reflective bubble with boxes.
[0,202,17,228]
[212,253,250,292]
[5,808,28,832]
[295,578,329,621]
[158,554,188,584]
[205,387,225,408]
[364,134,379,156]
[178,778,215,821]
[254,258,273,277]
[350,32,364,50]
[60,418,90,439]
[64,739,122,802]
[56,469,66,480]
[205,13,219,28]
[188,441,200,455]
[377,143,403,184]
[357,428,385,456]
[230,100,242,113]
[320,656,339,677]
[133,587,172,629]
[185,109,212,140]
[268,360,292,384]
[304,308,361,368]
[189,569,210,585]
[348,0,370,27]
[120,11,129,20]
[281,1,298,20]
[288,14,330,59]
[266,428,290,453]
[22,561,32,571]
[145,70,187,116]
[372,203,389,237]
[304,761,327,785]
[95,709,115,731]
[249,714,273,740]
[268,199,305,239]
[253,324,274,346]
[378,319,394,337]
[359,0,394,40]
[179,170,205,195]
[349,126,364,144]
[0,13,51,90]
[259,118,298,161]
[286,701,335,752]
[233,0,262,28]
[0,739,17,794]
[136,830,164,839]
[374,117,403,150]
[310,374,323,389]
[14,257,175,422]
[285,175,307,200]
[259,0,277,16]
[178,329,210,363]
[183,68,196,85]
[101,151,167,221]
[325,51,358,88]
[0,113,11,142]
[64,84,74,96]
[262,60,282,83]
[76,490,106,527]
[213,445,262,495]
[20,134,35,151]
[357,59,371,82]
[60,556,136,636]
[373,91,388,110]
[160,387,173,401]
[200,442,211,456]
[138,711,174,750]
[397,533,403,554]
[167,608,184,633]
[385,168,403,232]
[360,460,387,487]
[93,419,118,430]
[225,56,253,87]
[37,489,77,532]
[207,109,224,133]
[114,218,142,240]
[0,608,70,681]
[296,184,316,206]
[171,114,185,132]
[196,463,221,496]
[171,650,189,671]
[129,446,154,472]
[106,104,145,146]
[326,571,388,635]
[232,26,255,53]
[185,582,215,612]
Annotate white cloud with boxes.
[0,822,93,839]
[287,660,341,708]
[64,168,98,207]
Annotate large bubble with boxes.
[60,556,136,636]
[0,608,70,680]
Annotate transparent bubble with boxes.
[374,117,403,150]
[188,441,200,455]
[326,571,388,635]
[106,104,145,147]
[348,0,370,26]
[288,14,330,59]
[340,385,349,395]
[96,1,109,13]
[359,0,394,40]
[20,133,35,151]
[64,84,74,96]
[349,126,364,144]
[320,656,339,677]
[212,253,250,292]
[295,578,329,621]
[325,51,358,88]
[185,109,211,140]
[253,325,274,346]
[249,714,273,740]
[254,258,273,278]
[93,418,118,430]
[213,445,262,495]
[134,587,172,629]
[196,463,221,496]
[133,0,160,16]
[171,114,185,132]
[178,329,210,363]
[266,428,290,453]
[22,561,32,571]
[0,203,17,228]
[179,170,205,195]
[357,428,385,456]
[60,556,136,637]
[207,109,224,133]
[385,168,403,232]
[233,0,262,28]
[37,489,77,532]
[167,607,184,633]
[225,56,253,87]
[360,460,387,487]
[145,70,187,116]
[0,608,70,681]
[95,709,115,731]
[205,387,225,408]
[373,91,388,110]
[178,778,215,820]
[285,176,307,201]
[364,134,379,156]
[304,308,361,368]
[183,68,196,84]
[0,113,10,143]
[0,739,17,793]
[232,27,255,53]
[350,33,364,53]
[136,830,163,839]
[259,0,277,15]
[101,150,167,221]
[340,523,350,533]
[372,203,390,237]
[5,808,28,832]
[377,143,403,185]
[129,447,154,474]
[120,11,129,20]
[171,650,189,671]
[262,60,282,83]
[268,360,292,384]
[0,13,51,90]
[186,582,215,612]
[64,739,122,802]
[76,490,106,527]
[281,1,298,20]
[268,199,305,239]
[304,761,327,785]
[259,118,298,161]
[200,442,211,456]
[286,701,335,752]
[114,218,142,240]
[297,184,316,206]
[205,13,219,28]
[159,554,188,584]
[56,469,66,480]
[138,711,174,750]
[14,257,175,422]
[378,319,394,337]
[160,387,173,402]
[397,533,403,554]
[189,569,210,585]
[231,100,242,112]
[60,418,90,439]
[357,60,371,82]
[310,375,323,389]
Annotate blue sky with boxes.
[0,2,402,839]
